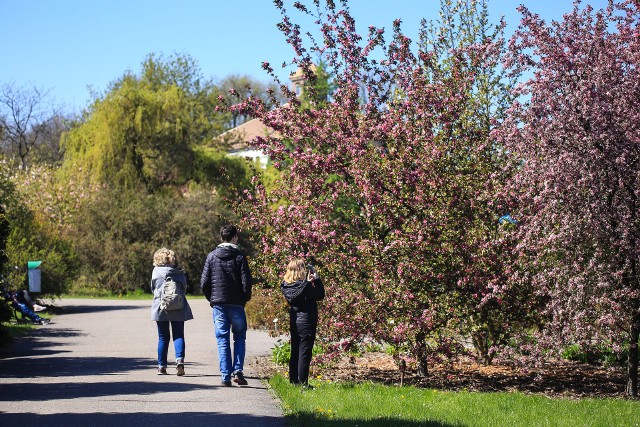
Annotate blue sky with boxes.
[1,0,609,114]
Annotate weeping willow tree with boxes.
[60,53,228,192]
[56,53,252,295]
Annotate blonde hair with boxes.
[153,247,176,267]
[283,258,307,284]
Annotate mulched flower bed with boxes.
[252,351,628,399]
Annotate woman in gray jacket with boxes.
[151,247,193,375]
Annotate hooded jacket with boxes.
[200,243,252,306]
[281,278,325,314]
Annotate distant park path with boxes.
[0,298,287,426]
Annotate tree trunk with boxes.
[417,357,428,377]
[415,333,429,377]
[626,310,640,398]
[472,331,494,365]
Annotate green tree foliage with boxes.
[29,113,72,166]
[193,146,255,198]
[417,0,532,365]
[60,53,227,192]
[298,61,335,109]
[0,174,11,329]
[3,53,272,298]
[54,53,266,295]
[0,163,78,296]
[69,185,233,295]
[0,169,12,275]
[6,224,78,296]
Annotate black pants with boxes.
[289,310,317,385]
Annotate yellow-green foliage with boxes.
[61,76,195,191]
[60,53,228,192]
[0,163,79,296]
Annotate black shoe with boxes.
[157,367,167,375]
[36,318,50,325]
[221,380,232,387]
[233,371,248,386]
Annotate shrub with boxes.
[562,342,627,367]
[272,339,291,365]
[271,338,324,366]
[69,185,231,295]
[1,162,79,296]
[246,285,288,330]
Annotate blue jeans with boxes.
[12,302,41,322]
[213,304,247,382]
[156,321,185,368]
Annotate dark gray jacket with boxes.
[200,243,252,306]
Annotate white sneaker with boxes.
[33,304,46,312]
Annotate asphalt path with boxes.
[0,298,287,426]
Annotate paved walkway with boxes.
[0,298,287,426]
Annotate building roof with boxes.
[220,64,314,150]
[221,118,278,150]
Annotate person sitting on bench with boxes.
[18,289,47,312]
[4,289,50,325]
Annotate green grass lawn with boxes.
[0,311,53,349]
[61,289,153,300]
[268,374,640,427]
[1,321,36,341]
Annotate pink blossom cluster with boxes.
[223,0,525,374]
[494,0,640,395]
[226,0,640,394]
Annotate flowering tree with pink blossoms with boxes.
[230,0,530,373]
[496,0,640,397]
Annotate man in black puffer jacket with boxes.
[200,224,252,386]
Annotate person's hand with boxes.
[307,264,316,281]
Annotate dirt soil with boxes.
[252,351,629,399]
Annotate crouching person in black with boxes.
[280,258,325,387]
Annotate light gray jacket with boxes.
[150,266,194,321]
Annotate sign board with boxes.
[27,261,42,293]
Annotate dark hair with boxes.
[220,224,238,242]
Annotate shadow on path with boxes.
[0,412,286,427]
[0,380,219,401]
[55,304,142,315]
[0,299,287,426]
[0,356,151,377]
[0,328,83,359]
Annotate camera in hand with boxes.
[306,264,317,281]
